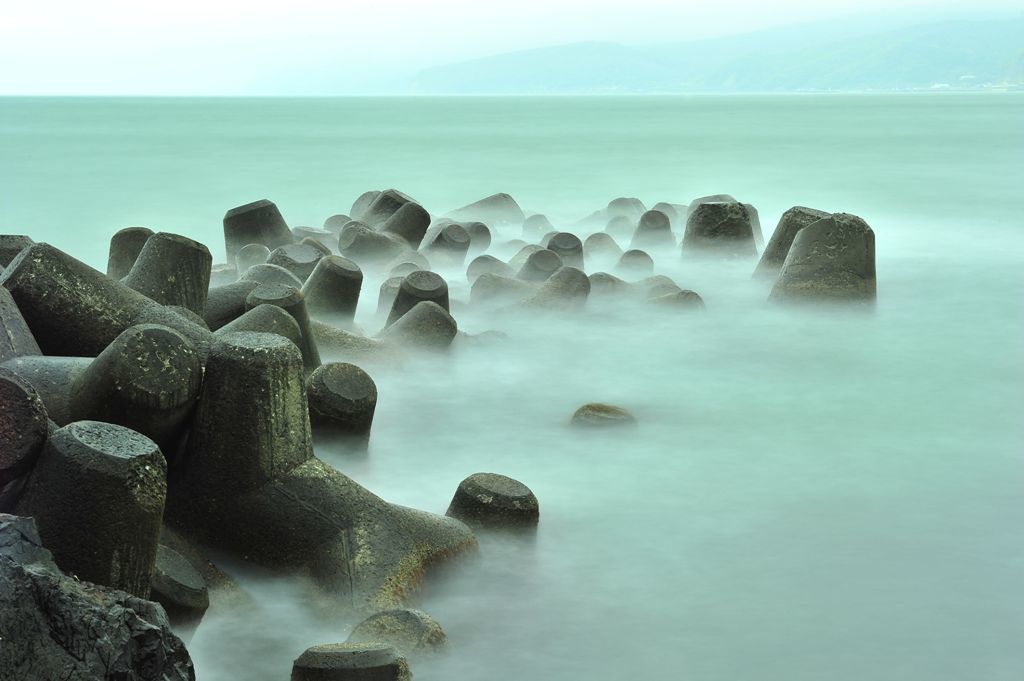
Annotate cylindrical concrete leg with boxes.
[307,362,377,443]
[0,368,49,488]
[0,242,153,356]
[223,199,292,264]
[69,324,202,454]
[181,332,312,496]
[386,271,449,326]
[381,301,457,350]
[235,243,271,275]
[516,249,562,282]
[546,232,584,269]
[107,227,154,280]
[267,243,324,283]
[150,544,209,642]
[203,280,261,330]
[0,286,41,363]
[245,284,321,372]
[16,420,167,598]
[301,255,363,325]
[291,643,410,681]
[446,472,539,529]
[123,232,213,316]
[215,304,303,350]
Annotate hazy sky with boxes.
[0,0,1017,94]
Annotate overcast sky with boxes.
[0,0,1018,94]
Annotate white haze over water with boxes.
[1,94,1023,679]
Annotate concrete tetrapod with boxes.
[0,368,49,489]
[753,206,831,280]
[123,232,213,315]
[0,286,41,363]
[1,242,211,357]
[446,472,539,530]
[682,201,757,258]
[16,421,167,598]
[291,643,410,681]
[107,226,154,279]
[169,332,475,611]
[307,362,377,444]
[68,324,202,454]
[223,199,293,264]
[769,213,876,304]
[302,255,363,325]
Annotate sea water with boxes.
[1,94,1022,680]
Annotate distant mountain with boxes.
[411,18,1024,94]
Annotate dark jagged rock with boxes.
[0,355,92,426]
[291,643,410,681]
[223,199,292,264]
[0,514,195,681]
[245,284,321,372]
[570,403,637,428]
[387,271,450,326]
[381,301,458,350]
[753,206,831,279]
[0,369,48,488]
[68,324,202,453]
[170,332,475,609]
[516,248,562,283]
[631,209,674,249]
[236,243,272,274]
[16,421,167,598]
[0,286,41,363]
[616,249,654,276]
[346,608,447,655]
[107,226,154,279]
[448,192,525,225]
[124,232,212,316]
[467,254,513,283]
[150,544,209,641]
[204,280,261,330]
[380,202,431,250]
[240,262,305,288]
[307,362,377,443]
[682,201,757,257]
[0,234,35,268]
[268,243,325,283]
[769,213,876,303]
[446,472,539,529]
[302,255,363,324]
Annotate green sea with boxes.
[2,94,1022,680]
